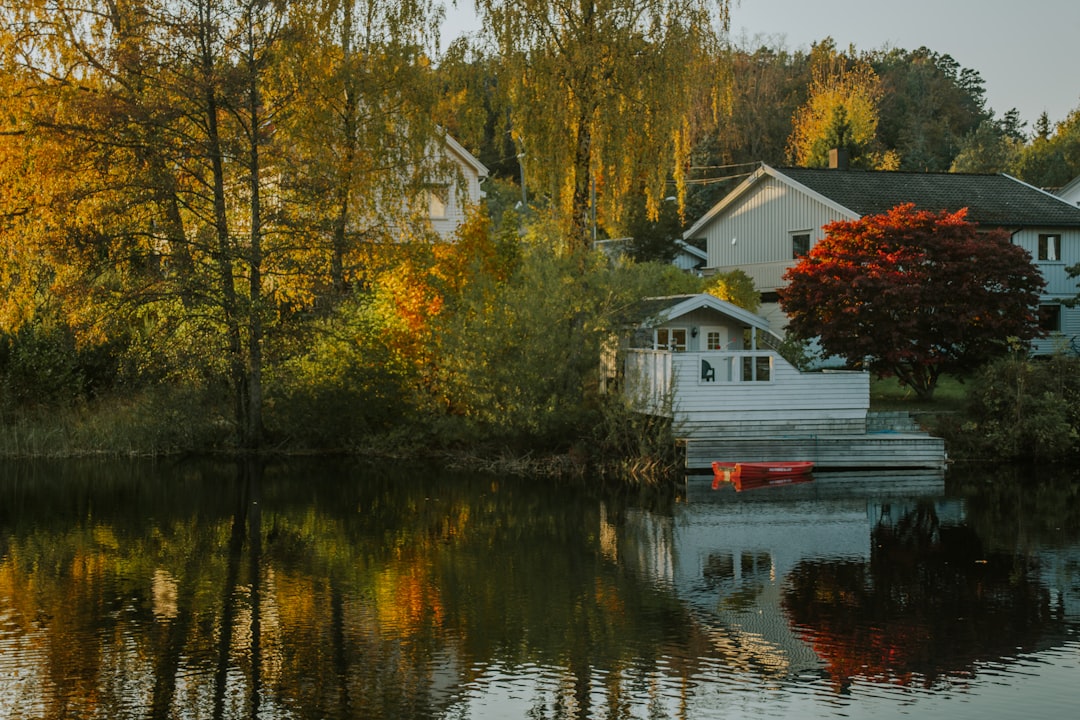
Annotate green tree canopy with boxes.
[1010,107,1080,188]
[704,269,759,312]
[779,204,1044,399]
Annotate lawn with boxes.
[869,374,969,414]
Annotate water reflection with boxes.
[0,460,1078,719]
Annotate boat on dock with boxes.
[711,461,815,491]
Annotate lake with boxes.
[1,458,1077,719]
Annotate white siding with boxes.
[624,349,869,434]
[1013,227,1080,296]
[701,176,855,291]
[429,145,486,239]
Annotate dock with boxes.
[680,411,947,472]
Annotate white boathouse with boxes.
[621,294,946,470]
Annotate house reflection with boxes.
[610,471,1075,690]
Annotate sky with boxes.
[442,0,1080,130]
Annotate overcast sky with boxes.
[443,0,1080,132]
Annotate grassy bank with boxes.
[0,388,235,458]
[5,358,1078,469]
[869,375,967,436]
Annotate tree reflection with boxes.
[782,500,1063,691]
[7,460,1073,718]
[0,460,702,719]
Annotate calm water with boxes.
[0,459,1078,720]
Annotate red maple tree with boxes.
[779,204,1044,399]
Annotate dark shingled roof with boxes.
[630,295,697,324]
[777,167,1080,228]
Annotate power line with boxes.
[687,161,763,171]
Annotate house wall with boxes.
[1058,179,1080,208]
[428,146,485,239]
[694,176,854,292]
[1012,227,1080,353]
[624,349,869,436]
[649,310,754,352]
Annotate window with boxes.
[427,185,450,219]
[1039,304,1062,332]
[740,355,772,382]
[655,328,687,352]
[705,329,725,350]
[1038,234,1061,261]
[792,232,811,259]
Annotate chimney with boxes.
[828,148,849,170]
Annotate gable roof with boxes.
[634,294,772,333]
[776,166,1080,228]
[442,132,489,180]
[674,239,708,262]
[684,164,1080,238]
[1057,174,1080,203]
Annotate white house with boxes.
[426,133,489,239]
[592,237,707,275]
[619,293,946,469]
[1057,174,1080,208]
[684,163,1080,354]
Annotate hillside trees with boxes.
[1010,108,1080,188]
[780,205,1044,400]
[472,0,730,248]
[873,47,989,171]
[950,112,1026,174]
[787,42,897,169]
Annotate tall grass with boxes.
[0,387,234,458]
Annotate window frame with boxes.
[791,230,811,259]
[1038,233,1062,262]
[427,185,450,219]
[654,327,688,352]
[1039,304,1062,332]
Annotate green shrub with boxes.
[0,322,86,407]
[944,354,1080,462]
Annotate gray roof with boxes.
[631,294,772,332]
[778,167,1080,228]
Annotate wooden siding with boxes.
[683,434,947,470]
[429,152,484,239]
[1013,227,1080,296]
[623,349,869,431]
[1033,305,1080,354]
[711,261,794,293]
[702,176,853,289]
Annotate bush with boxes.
[0,321,93,410]
[943,354,1080,462]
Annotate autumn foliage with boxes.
[779,204,1044,399]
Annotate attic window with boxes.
[1038,234,1061,261]
[792,232,811,259]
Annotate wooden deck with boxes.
[681,410,946,470]
[682,432,947,471]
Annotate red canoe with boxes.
[711,461,815,491]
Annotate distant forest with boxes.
[453,38,1080,243]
